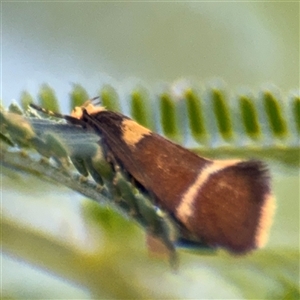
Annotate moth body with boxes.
[29,101,275,255]
[70,105,275,254]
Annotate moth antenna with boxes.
[90,96,100,102]
[79,96,101,109]
[29,103,65,119]
[30,103,85,126]
[90,96,101,106]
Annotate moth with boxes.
[30,99,275,258]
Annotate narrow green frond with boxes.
[210,88,233,141]
[20,91,34,110]
[292,95,300,134]
[99,84,120,111]
[38,84,60,112]
[184,88,207,142]
[239,95,261,139]
[69,84,89,109]
[159,92,180,141]
[130,88,153,129]
[262,90,288,138]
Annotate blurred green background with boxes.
[1,2,299,299]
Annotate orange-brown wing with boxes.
[82,110,275,254]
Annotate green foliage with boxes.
[38,84,60,112]
[239,95,261,139]
[262,91,287,138]
[130,88,153,129]
[69,84,89,109]
[99,84,120,112]
[211,88,233,140]
[159,92,180,140]
[292,95,300,134]
[20,91,34,110]
[184,88,207,142]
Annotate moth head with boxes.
[71,101,106,119]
